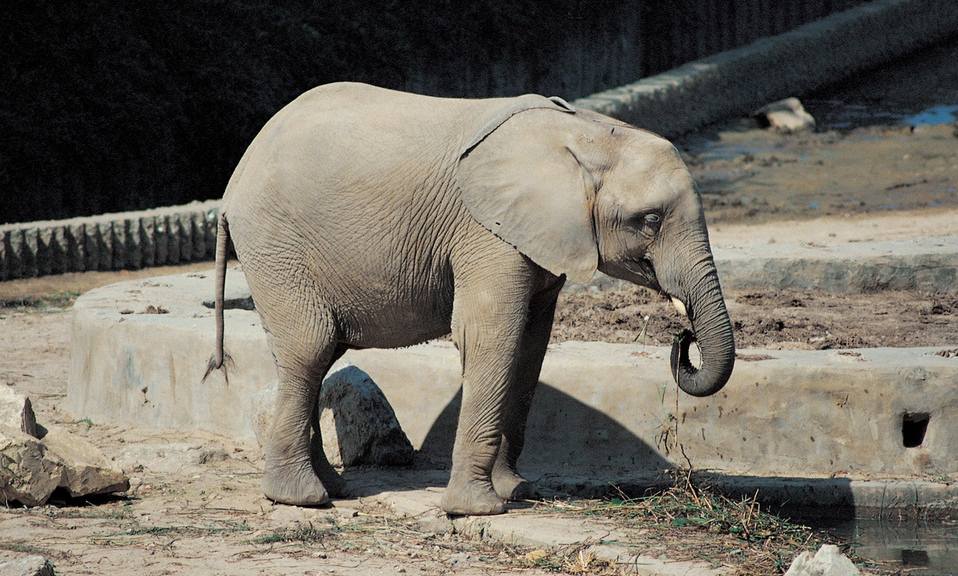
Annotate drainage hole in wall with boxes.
[901,412,929,448]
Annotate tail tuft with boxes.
[202,352,234,385]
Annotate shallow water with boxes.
[811,517,958,575]
[903,105,958,127]
[806,100,958,131]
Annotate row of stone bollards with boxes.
[0,200,222,280]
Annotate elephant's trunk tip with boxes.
[669,328,733,397]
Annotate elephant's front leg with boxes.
[492,276,564,500]
[442,262,536,516]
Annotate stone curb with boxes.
[66,271,958,512]
[571,236,958,294]
[0,200,221,281]
[573,0,958,136]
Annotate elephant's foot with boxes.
[441,475,505,516]
[491,464,532,501]
[310,436,347,497]
[262,458,331,506]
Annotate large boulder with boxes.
[251,365,414,467]
[0,387,128,506]
[785,544,861,576]
[318,366,414,467]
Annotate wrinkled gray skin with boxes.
[206,82,735,516]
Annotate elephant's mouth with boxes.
[623,257,661,292]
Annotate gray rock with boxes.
[785,544,861,576]
[0,555,55,576]
[0,429,64,506]
[753,97,816,132]
[318,366,414,467]
[250,366,414,468]
[0,388,128,506]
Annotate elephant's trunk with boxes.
[661,235,735,397]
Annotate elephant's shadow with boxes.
[342,382,856,524]
[342,381,676,499]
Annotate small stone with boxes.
[193,447,230,465]
[0,555,56,576]
[753,97,816,132]
[0,386,39,438]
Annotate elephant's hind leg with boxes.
[261,300,344,506]
[492,277,563,501]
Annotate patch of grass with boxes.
[591,485,811,545]
[100,520,251,540]
[519,547,619,574]
[0,291,81,310]
[540,472,839,575]
[252,522,337,545]
[0,541,56,556]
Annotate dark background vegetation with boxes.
[1,1,864,224]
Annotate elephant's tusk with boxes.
[671,297,688,317]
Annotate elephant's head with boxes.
[458,105,734,397]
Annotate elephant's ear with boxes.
[457,103,598,283]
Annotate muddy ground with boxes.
[553,286,958,350]
[680,36,958,225]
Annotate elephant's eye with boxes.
[636,212,662,238]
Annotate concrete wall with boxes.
[67,271,958,487]
[575,0,958,136]
[0,201,220,281]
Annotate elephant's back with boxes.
[221,84,486,347]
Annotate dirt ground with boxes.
[553,286,958,350]
[0,306,577,576]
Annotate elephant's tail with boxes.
[203,211,233,384]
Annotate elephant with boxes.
[205,82,735,516]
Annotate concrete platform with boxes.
[66,271,958,513]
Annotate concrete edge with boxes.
[570,237,958,294]
[0,200,221,281]
[66,271,958,514]
[573,0,958,136]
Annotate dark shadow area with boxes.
[902,412,930,448]
[348,380,856,525]
[1,1,867,224]
[7,488,132,509]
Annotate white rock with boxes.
[753,97,816,132]
[0,555,55,576]
[0,386,38,438]
[785,544,861,576]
